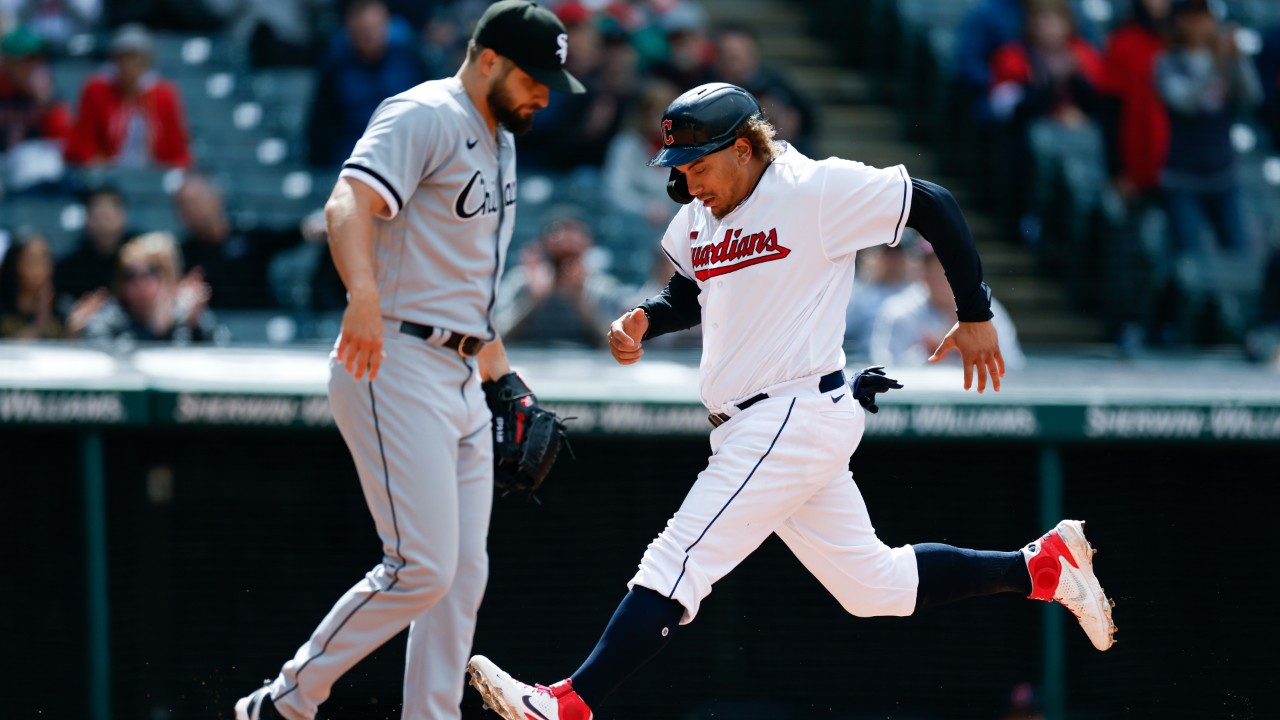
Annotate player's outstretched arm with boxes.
[328,176,387,380]
[905,176,1005,393]
[607,308,648,365]
[929,320,1005,393]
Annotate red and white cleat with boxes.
[1024,519,1118,651]
[467,655,593,720]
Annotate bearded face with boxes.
[486,61,541,135]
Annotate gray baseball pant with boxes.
[268,327,493,720]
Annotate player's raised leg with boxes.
[771,472,922,619]
[1023,519,1117,651]
[775,470,1115,650]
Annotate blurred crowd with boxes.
[0,0,827,353]
[942,0,1280,363]
[1,0,1277,369]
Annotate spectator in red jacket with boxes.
[1098,0,1172,199]
[64,23,192,168]
[988,0,1106,246]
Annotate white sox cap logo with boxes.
[556,33,568,64]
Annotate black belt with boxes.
[399,321,485,358]
[708,370,846,428]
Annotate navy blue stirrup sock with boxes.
[569,587,685,709]
[913,543,1031,612]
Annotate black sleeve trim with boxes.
[342,162,403,212]
[638,271,702,340]
[892,165,910,246]
[906,177,994,322]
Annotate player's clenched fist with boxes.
[607,308,648,365]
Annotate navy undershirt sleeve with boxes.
[638,271,702,340]
[906,177,994,322]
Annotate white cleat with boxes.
[234,685,282,720]
[467,654,593,720]
[1024,519,1118,651]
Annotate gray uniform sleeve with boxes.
[340,97,449,219]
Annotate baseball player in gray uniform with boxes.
[233,3,584,719]
[465,84,1117,720]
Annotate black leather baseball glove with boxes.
[849,365,903,414]
[482,372,571,501]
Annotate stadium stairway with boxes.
[698,0,1110,348]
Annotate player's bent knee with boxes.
[837,597,916,619]
[832,576,918,617]
[383,556,460,607]
[827,547,920,618]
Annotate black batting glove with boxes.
[849,365,903,414]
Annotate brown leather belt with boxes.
[399,321,485,358]
[708,369,846,428]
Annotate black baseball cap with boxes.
[473,1,586,94]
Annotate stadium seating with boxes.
[0,193,85,257]
[27,5,1277,347]
[249,68,317,161]
[868,0,1280,348]
[208,308,301,345]
[49,57,98,107]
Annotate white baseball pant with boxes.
[630,372,919,623]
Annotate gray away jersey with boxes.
[339,76,517,340]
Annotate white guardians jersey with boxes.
[660,143,913,412]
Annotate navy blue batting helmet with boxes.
[648,83,762,168]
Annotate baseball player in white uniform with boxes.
[233,3,584,719]
[465,83,1117,720]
